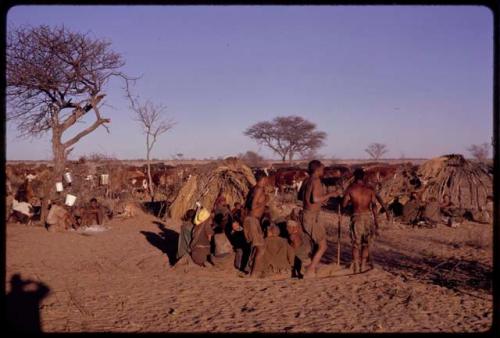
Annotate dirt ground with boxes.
[5,208,493,333]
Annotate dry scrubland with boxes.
[6,203,493,333]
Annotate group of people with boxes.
[390,192,493,228]
[176,160,388,278]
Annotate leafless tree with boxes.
[244,116,326,163]
[7,25,133,222]
[467,142,490,162]
[238,151,266,167]
[127,86,175,202]
[365,143,389,160]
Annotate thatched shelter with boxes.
[168,158,256,220]
[417,154,492,211]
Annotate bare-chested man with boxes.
[342,168,389,274]
[299,160,339,278]
[243,172,269,277]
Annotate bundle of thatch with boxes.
[168,158,256,220]
[377,163,420,205]
[417,154,492,211]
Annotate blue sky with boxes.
[6,5,494,160]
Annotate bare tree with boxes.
[467,142,490,162]
[238,151,265,167]
[7,25,133,222]
[365,143,389,160]
[127,86,175,202]
[244,116,326,163]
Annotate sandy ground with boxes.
[5,209,493,333]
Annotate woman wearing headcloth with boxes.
[190,207,214,266]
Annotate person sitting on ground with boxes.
[190,208,214,267]
[261,225,295,278]
[46,200,77,232]
[388,196,404,219]
[177,209,196,260]
[440,194,464,227]
[286,220,312,278]
[10,188,34,225]
[473,196,494,224]
[420,196,441,228]
[402,192,422,225]
[81,198,106,226]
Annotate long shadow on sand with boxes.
[322,235,492,294]
[140,221,179,266]
[6,274,50,333]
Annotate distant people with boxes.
[81,198,106,226]
[261,225,295,277]
[402,192,422,225]
[177,209,196,260]
[243,172,268,278]
[298,160,338,278]
[6,273,50,333]
[286,220,312,278]
[189,208,214,267]
[342,168,389,274]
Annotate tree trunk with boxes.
[40,128,66,225]
[146,136,154,202]
[288,152,294,165]
[281,154,287,162]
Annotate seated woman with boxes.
[190,208,214,267]
[261,225,295,278]
[10,188,34,225]
[46,200,77,231]
[177,209,196,260]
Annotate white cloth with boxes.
[12,199,33,216]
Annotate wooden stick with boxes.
[337,204,341,266]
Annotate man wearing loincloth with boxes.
[298,160,338,278]
[243,172,268,277]
[342,168,389,274]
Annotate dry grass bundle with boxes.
[169,158,256,220]
[417,154,492,210]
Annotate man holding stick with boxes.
[342,168,389,274]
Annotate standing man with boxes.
[342,168,389,274]
[243,172,269,277]
[299,160,338,278]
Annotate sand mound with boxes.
[417,154,492,210]
[169,158,256,220]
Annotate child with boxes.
[286,220,312,278]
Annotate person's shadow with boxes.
[6,273,50,333]
[140,221,179,266]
